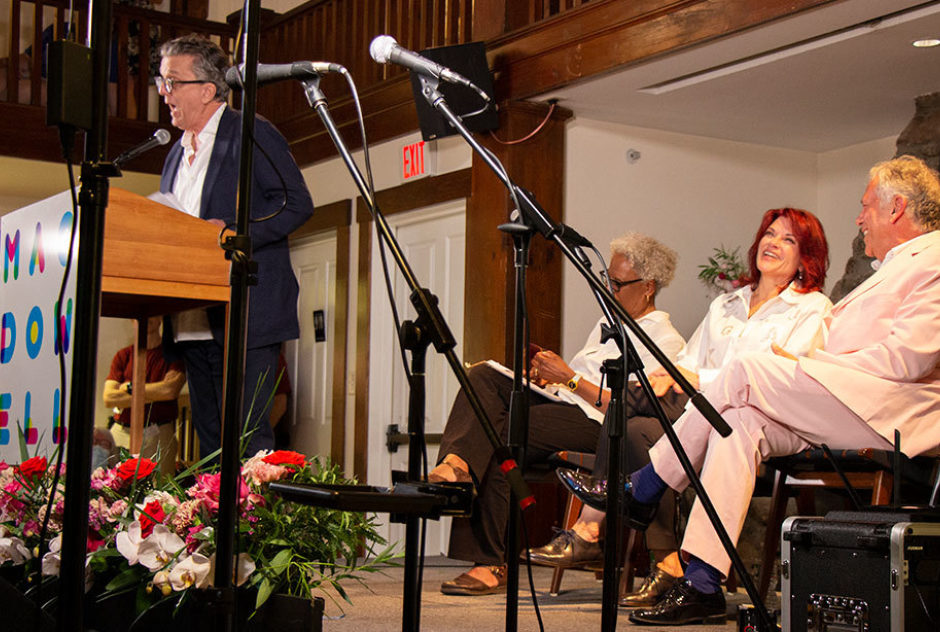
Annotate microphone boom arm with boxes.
[299,76,534,506]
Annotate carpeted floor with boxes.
[320,556,781,631]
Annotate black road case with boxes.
[781,513,940,631]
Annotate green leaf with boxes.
[256,577,274,609]
[269,548,293,575]
[105,566,148,592]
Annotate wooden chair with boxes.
[542,451,650,596]
[757,447,938,600]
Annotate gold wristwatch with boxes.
[566,373,582,391]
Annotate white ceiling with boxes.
[543,0,940,152]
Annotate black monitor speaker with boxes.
[409,41,498,141]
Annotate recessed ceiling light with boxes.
[912,38,940,47]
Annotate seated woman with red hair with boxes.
[546,207,832,624]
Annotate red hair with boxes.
[743,208,828,293]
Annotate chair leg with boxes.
[795,488,816,515]
[548,493,584,595]
[549,566,565,596]
[619,529,642,598]
[871,471,893,505]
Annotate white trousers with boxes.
[648,352,892,575]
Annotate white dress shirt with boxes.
[677,283,832,390]
[171,103,226,342]
[556,311,686,422]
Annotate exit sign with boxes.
[402,141,435,181]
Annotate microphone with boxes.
[556,224,594,249]
[225,61,343,89]
[369,35,482,94]
[113,129,171,167]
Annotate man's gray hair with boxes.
[160,34,230,103]
[870,155,940,231]
[609,232,678,295]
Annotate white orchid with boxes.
[115,520,144,565]
[168,553,212,591]
[41,534,61,576]
[137,525,185,571]
[234,552,256,586]
[151,569,173,597]
[0,528,31,565]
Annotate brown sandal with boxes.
[440,565,507,596]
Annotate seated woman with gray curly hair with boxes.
[430,232,686,596]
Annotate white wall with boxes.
[816,136,897,287]
[562,119,821,351]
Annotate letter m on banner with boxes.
[4,230,19,282]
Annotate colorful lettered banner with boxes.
[0,191,76,461]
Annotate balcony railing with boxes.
[2,0,234,123]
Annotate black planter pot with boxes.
[115,588,325,632]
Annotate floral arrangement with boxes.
[698,245,748,295]
[0,448,396,617]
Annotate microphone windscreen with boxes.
[369,35,397,63]
[154,128,171,145]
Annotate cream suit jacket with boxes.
[799,230,940,457]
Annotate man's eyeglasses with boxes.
[607,276,644,292]
[155,76,208,94]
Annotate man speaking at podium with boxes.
[156,34,314,460]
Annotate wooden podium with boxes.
[102,187,230,453]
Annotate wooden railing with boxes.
[254,0,474,125]
[252,0,600,126]
[2,0,234,123]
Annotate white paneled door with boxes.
[367,200,466,553]
[288,233,337,461]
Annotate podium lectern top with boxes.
[102,187,230,319]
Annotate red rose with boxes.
[18,456,48,481]
[139,499,166,537]
[116,458,157,484]
[262,450,306,468]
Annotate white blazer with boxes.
[799,230,940,456]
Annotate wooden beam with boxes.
[488,0,839,100]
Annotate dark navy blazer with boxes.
[160,106,314,349]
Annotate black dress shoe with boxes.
[556,468,607,509]
[628,578,726,625]
[619,567,679,608]
[556,467,658,531]
[525,529,603,568]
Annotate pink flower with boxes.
[187,473,252,514]
[109,499,128,519]
[90,466,119,491]
[187,473,223,513]
[171,500,198,533]
[242,452,289,486]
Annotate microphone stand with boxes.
[418,77,777,632]
[297,73,534,632]
[498,220,536,632]
[58,0,114,628]
[585,272,634,632]
[210,1,263,629]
